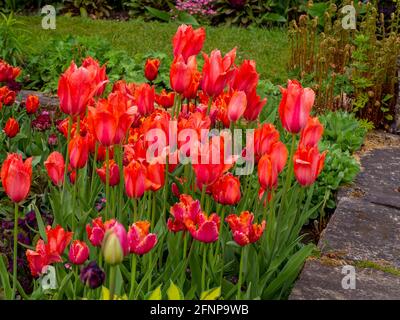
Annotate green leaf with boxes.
[262,13,286,23]
[33,204,47,241]
[200,287,221,300]
[148,284,162,300]
[145,6,170,22]
[0,254,12,299]
[177,11,199,26]
[167,281,184,300]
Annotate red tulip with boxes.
[227,90,247,123]
[211,173,241,205]
[257,154,278,190]
[269,141,288,173]
[128,221,158,255]
[168,194,201,233]
[4,117,19,138]
[173,25,206,62]
[185,210,220,243]
[293,146,326,186]
[68,134,89,169]
[299,116,324,148]
[225,211,266,246]
[124,160,150,198]
[134,83,155,116]
[25,95,40,114]
[243,89,267,121]
[0,86,16,106]
[254,123,280,162]
[0,60,21,82]
[146,162,165,192]
[69,240,89,265]
[82,56,108,96]
[230,60,259,94]
[26,240,52,277]
[1,153,32,203]
[278,80,315,134]
[96,159,120,187]
[201,48,236,98]
[46,225,73,257]
[170,55,198,95]
[144,58,161,82]
[58,61,101,116]
[44,151,65,187]
[155,89,175,108]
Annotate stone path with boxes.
[290,146,400,300]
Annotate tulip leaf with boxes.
[200,287,221,300]
[145,6,170,22]
[101,286,128,300]
[167,281,183,300]
[32,203,47,242]
[148,284,162,300]
[0,254,12,299]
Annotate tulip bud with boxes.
[25,95,40,114]
[4,117,19,138]
[101,222,128,265]
[80,261,105,289]
[69,240,89,265]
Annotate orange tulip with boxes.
[170,55,198,95]
[68,134,89,169]
[134,83,155,116]
[82,56,108,97]
[44,151,65,187]
[155,89,175,109]
[243,89,267,122]
[299,116,324,148]
[173,25,206,62]
[124,160,150,198]
[144,58,160,82]
[1,153,32,203]
[201,48,236,98]
[225,211,266,246]
[294,146,326,186]
[96,159,120,187]
[25,95,40,114]
[4,117,19,138]
[230,60,259,94]
[278,80,315,134]
[211,173,241,205]
[227,90,247,123]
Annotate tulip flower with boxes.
[68,134,89,169]
[0,86,16,106]
[69,240,90,265]
[243,89,267,122]
[1,153,32,203]
[102,222,129,265]
[46,225,73,258]
[185,211,220,243]
[155,89,175,108]
[211,173,241,206]
[44,151,65,187]
[0,60,21,82]
[227,90,247,123]
[225,211,266,246]
[299,117,324,148]
[135,83,155,117]
[146,162,165,192]
[257,154,278,190]
[26,240,50,277]
[293,146,326,186]
[80,261,105,289]
[230,60,259,94]
[124,159,150,198]
[4,117,19,138]
[269,141,288,174]
[278,80,315,134]
[82,56,108,97]
[170,55,198,95]
[57,61,100,116]
[173,25,206,62]
[168,194,201,232]
[201,48,236,98]
[86,217,107,247]
[96,160,120,187]
[254,123,280,162]
[144,58,161,82]
[127,221,158,255]
[25,95,40,114]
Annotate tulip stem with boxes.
[11,202,18,300]
[200,184,206,209]
[62,116,72,196]
[129,255,137,300]
[237,246,245,300]
[105,147,110,220]
[162,159,169,222]
[90,142,98,196]
[207,97,212,116]
[117,144,124,221]
[109,265,116,300]
[201,244,207,293]
[132,198,138,222]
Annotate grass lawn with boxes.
[16,15,289,84]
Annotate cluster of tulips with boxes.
[0,24,326,300]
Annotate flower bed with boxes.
[0,24,364,300]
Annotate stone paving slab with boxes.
[290,260,400,300]
[290,147,400,300]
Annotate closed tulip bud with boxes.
[80,261,105,289]
[227,91,247,123]
[69,240,89,265]
[25,95,40,114]
[101,222,128,265]
[257,154,278,190]
[155,89,175,109]
[68,134,89,169]
[4,117,19,138]
[211,173,241,205]
[278,80,315,134]
[1,153,32,203]
[96,160,120,187]
[170,55,198,95]
[144,58,160,82]
[44,151,65,187]
[299,117,324,148]
[134,83,155,116]
[124,160,150,199]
